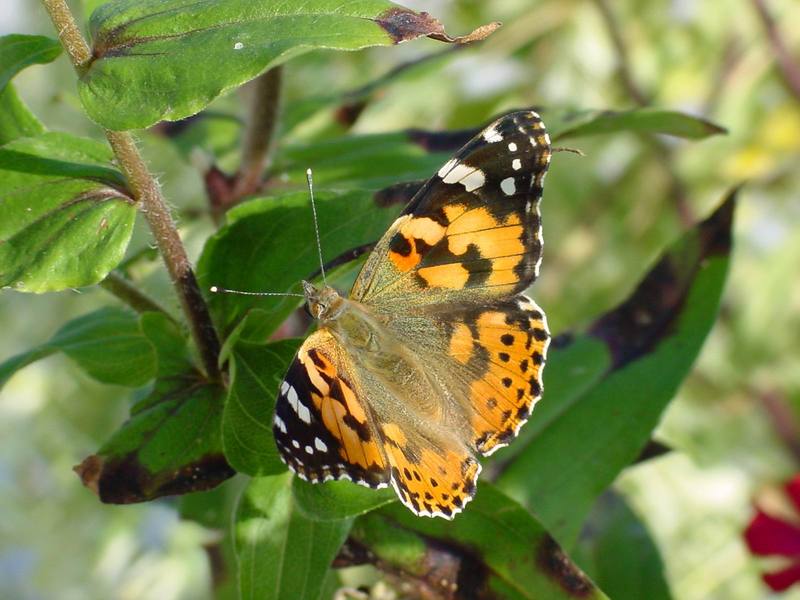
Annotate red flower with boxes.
[745,475,800,592]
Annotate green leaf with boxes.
[496,191,736,548]
[197,189,401,337]
[0,307,178,390]
[553,108,727,141]
[0,84,46,145]
[574,492,671,600]
[293,478,396,521]
[0,132,134,293]
[223,339,300,476]
[235,473,352,600]
[352,483,607,600]
[80,0,491,130]
[274,131,450,189]
[49,307,162,386]
[75,371,235,503]
[0,34,61,93]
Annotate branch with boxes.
[592,0,649,107]
[752,0,800,101]
[230,66,284,201]
[42,0,221,381]
[100,272,176,321]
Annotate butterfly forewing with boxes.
[351,111,551,308]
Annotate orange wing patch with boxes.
[381,421,481,518]
[445,297,550,456]
[299,346,387,474]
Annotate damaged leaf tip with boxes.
[376,8,500,44]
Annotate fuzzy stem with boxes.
[42,0,221,381]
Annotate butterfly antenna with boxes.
[306,168,327,285]
[209,286,304,298]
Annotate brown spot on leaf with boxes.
[75,452,235,504]
[537,535,593,597]
[376,8,500,44]
[589,189,736,369]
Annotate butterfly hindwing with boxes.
[273,330,389,489]
[351,111,551,307]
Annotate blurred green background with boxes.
[2,0,800,598]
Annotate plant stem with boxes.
[42,0,221,381]
[752,0,800,102]
[232,66,284,199]
[100,272,176,321]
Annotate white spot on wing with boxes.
[274,415,287,433]
[508,142,517,152]
[297,403,311,424]
[292,440,300,449]
[483,124,503,143]
[437,158,458,178]
[512,158,522,171]
[314,437,328,452]
[500,177,516,196]
[287,385,299,412]
[305,445,314,454]
[443,163,486,192]
[280,381,289,395]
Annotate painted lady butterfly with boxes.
[273,111,551,518]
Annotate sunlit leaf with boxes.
[0,34,61,93]
[223,339,300,476]
[293,478,396,521]
[235,473,351,600]
[197,189,402,338]
[0,83,45,145]
[81,0,496,130]
[0,132,134,293]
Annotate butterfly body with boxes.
[274,111,552,518]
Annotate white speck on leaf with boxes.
[234,42,244,50]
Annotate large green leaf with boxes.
[74,314,235,503]
[574,492,671,600]
[235,473,352,600]
[0,34,61,93]
[76,375,234,503]
[351,483,608,600]
[81,0,494,130]
[0,84,45,146]
[0,307,175,390]
[274,131,450,189]
[496,192,736,548]
[223,339,300,476]
[0,132,134,292]
[293,478,396,521]
[197,189,401,338]
[553,108,727,141]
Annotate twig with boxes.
[99,272,176,321]
[752,0,800,101]
[231,66,283,201]
[592,0,649,107]
[42,0,221,381]
[592,0,695,226]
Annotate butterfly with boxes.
[272,111,551,519]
